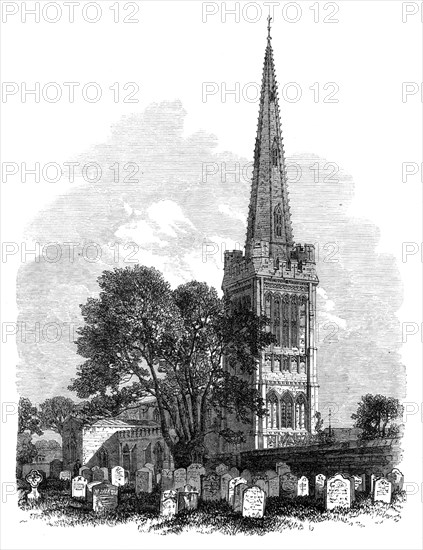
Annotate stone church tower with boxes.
[221,24,319,452]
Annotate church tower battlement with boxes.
[221,19,319,452]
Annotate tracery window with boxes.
[274,204,282,237]
[281,393,294,428]
[267,393,279,429]
[282,295,290,347]
[295,394,307,430]
[291,295,298,347]
[274,297,281,346]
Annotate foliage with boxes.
[351,394,403,440]
[18,397,43,436]
[16,432,38,465]
[69,265,274,466]
[39,396,77,437]
[34,439,62,450]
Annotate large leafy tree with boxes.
[18,397,43,436]
[351,394,403,440]
[69,265,273,466]
[39,396,76,437]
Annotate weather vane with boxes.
[267,15,272,40]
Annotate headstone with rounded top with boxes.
[229,466,240,479]
[174,468,187,491]
[373,477,392,504]
[325,473,351,510]
[50,459,63,479]
[242,486,266,518]
[386,468,404,491]
[240,469,252,485]
[234,481,248,513]
[111,466,125,487]
[187,463,205,493]
[221,472,232,501]
[315,474,326,499]
[136,468,153,495]
[255,478,269,496]
[215,463,229,476]
[280,472,298,499]
[25,469,43,501]
[72,476,88,499]
[201,473,220,501]
[228,476,247,507]
[80,467,92,483]
[297,476,309,497]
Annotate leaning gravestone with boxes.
[86,481,103,505]
[221,473,232,501]
[187,463,205,493]
[161,469,174,491]
[174,468,187,491]
[325,473,351,510]
[228,477,247,507]
[59,470,72,481]
[72,476,88,499]
[100,467,109,481]
[233,481,248,513]
[242,486,266,518]
[92,482,119,512]
[136,468,153,495]
[315,474,326,499]
[49,459,63,479]
[373,478,392,504]
[386,468,404,491]
[178,485,199,511]
[111,466,125,487]
[229,467,240,478]
[216,463,229,476]
[25,470,43,501]
[161,490,178,518]
[280,472,298,499]
[297,476,309,497]
[240,469,252,485]
[201,473,220,501]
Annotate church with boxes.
[220,22,319,453]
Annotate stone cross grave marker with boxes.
[228,477,247,507]
[161,490,178,518]
[187,463,205,493]
[315,474,326,499]
[72,476,88,499]
[386,468,404,491]
[325,473,351,510]
[297,476,309,497]
[136,468,153,495]
[280,472,298,499]
[111,466,125,487]
[92,482,119,512]
[373,478,392,504]
[242,486,266,518]
[161,469,174,491]
[221,472,232,501]
[25,470,43,501]
[174,468,187,491]
[233,481,248,513]
[201,473,220,501]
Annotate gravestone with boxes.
[315,474,326,499]
[80,467,92,483]
[25,470,43,501]
[265,469,278,481]
[233,481,248,513]
[325,473,351,510]
[240,469,252,485]
[136,468,153,495]
[386,468,404,491]
[92,468,104,483]
[353,474,364,491]
[92,482,119,512]
[72,476,88,499]
[161,469,174,491]
[161,490,178,518]
[201,473,220,501]
[59,470,72,481]
[229,467,240,478]
[174,468,187,491]
[111,466,125,487]
[255,478,269,496]
[49,459,63,479]
[86,481,103,504]
[220,473,232,501]
[242,486,266,518]
[178,486,199,512]
[228,477,247,507]
[268,475,280,497]
[276,462,291,476]
[215,463,229,476]
[187,463,205,493]
[144,463,155,477]
[297,476,309,497]
[370,472,384,493]
[373,478,392,504]
[280,472,298,499]
[100,467,109,481]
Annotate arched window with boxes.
[274,296,281,346]
[267,393,279,429]
[272,138,278,166]
[153,408,160,423]
[295,394,307,430]
[281,393,294,429]
[282,295,290,347]
[153,442,164,470]
[274,205,282,237]
[291,295,298,347]
[265,293,271,331]
[98,447,109,468]
[122,444,131,472]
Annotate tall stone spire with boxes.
[245,18,293,261]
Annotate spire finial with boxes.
[267,15,272,41]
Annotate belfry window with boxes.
[274,205,282,237]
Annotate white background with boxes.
[1,1,422,548]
